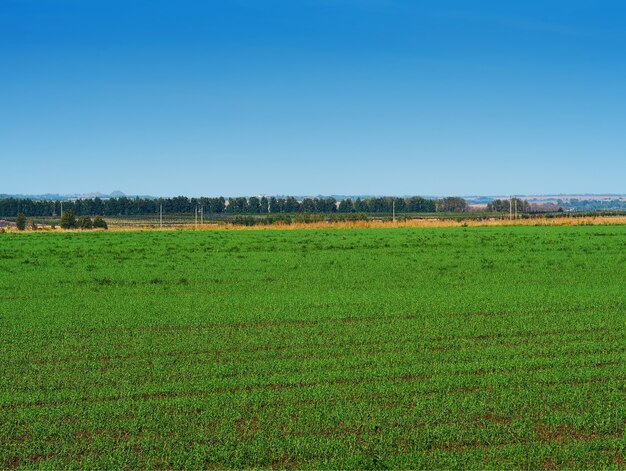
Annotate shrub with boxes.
[93,216,108,229]
[233,215,256,226]
[60,210,77,229]
[16,213,26,231]
[31,221,38,231]
[77,216,93,230]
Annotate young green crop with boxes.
[1,226,625,469]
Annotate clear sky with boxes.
[2,0,625,197]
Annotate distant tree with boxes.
[338,198,354,213]
[273,198,286,213]
[354,198,368,212]
[93,216,108,229]
[487,198,531,213]
[168,196,191,213]
[60,210,77,229]
[301,198,316,213]
[486,199,506,212]
[368,198,385,212]
[248,196,261,214]
[437,197,467,213]
[0,194,446,217]
[31,220,38,231]
[317,197,337,213]
[91,197,105,215]
[215,197,226,213]
[284,197,300,213]
[391,197,405,213]
[226,197,247,213]
[406,196,435,212]
[16,212,26,231]
[234,215,256,226]
[259,196,269,213]
[77,216,93,229]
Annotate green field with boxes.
[1,226,625,469]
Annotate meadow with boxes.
[1,226,625,469]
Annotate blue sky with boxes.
[1,0,625,197]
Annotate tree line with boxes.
[0,195,463,217]
[486,198,532,212]
[0,196,555,218]
[0,195,560,220]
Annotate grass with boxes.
[1,226,625,469]
[7,214,626,233]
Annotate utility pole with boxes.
[392,200,396,223]
[60,201,63,218]
[509,196,512,221]
[200,206,204,225]
[159,204,163,229]
[514,198,518,220]
[195,206,198,227]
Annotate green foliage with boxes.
[92,216,108,229]
[437,196,468,212]
[0,195,447,217]
[232,215,256,226]
[77,216,93,229]
[1,226,625,468]
[60,210,77,229]
[406,196,436,212]
[488,198,532,212]
[338,198,354,212]
[15,212,26,231]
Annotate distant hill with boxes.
[0,191,157,201]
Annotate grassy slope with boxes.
[1,226,625,468]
